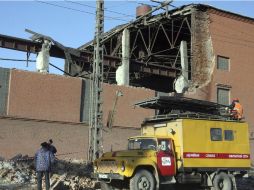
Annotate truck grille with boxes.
[98,160,118,173]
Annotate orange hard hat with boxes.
[233,98,239,101]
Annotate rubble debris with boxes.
[10,154,22,161]
[1,154,253,190]
[0,155,97,190]
[51,173,67,190]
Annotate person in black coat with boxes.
[35,142,54,190]
[48,139,57,155]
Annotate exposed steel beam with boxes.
[0,33,177,78]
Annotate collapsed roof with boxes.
[1,4,253,92]
[79,4,254,92]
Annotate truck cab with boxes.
[93,136,177,190]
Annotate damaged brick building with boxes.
[0,4,254,162]
[78,4,254,130]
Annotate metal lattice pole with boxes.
[88,0,104,162]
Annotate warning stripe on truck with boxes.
[183,152,250,159]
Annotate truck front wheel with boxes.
[130,169,155,190]
[100,181,114,190]
[213,172,232,190]
[100,181,125,190]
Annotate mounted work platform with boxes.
[135,96,230,119]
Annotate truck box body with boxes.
[141,119,251,170]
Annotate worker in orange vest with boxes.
[229,98,243,120]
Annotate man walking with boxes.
[35,142,55,190]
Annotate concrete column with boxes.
[175,41,189,93]
[36,40,51,73]
[116,28,130,85]
[180,41,188,79]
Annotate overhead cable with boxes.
[0,58,36,62]
[35,0,129,22]
[65,0,134,18]
[106,2,134,9]
[0,57,72,76]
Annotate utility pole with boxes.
[88,0,104,161]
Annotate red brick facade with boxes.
[7,70,82,123]
[0,117,139,159]
[6,69,154,127]
[208,12,254,129]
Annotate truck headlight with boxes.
[94,162,98,171]
[121,162,125,171]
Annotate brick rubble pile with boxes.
[0,155,97,190]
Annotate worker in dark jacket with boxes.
[48,139,57,155]
[35,142,55,190]
[229,98,243,120]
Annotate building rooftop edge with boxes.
[79,3,254,50]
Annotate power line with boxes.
[65,0,134,18]
[35,0,129,22]
[0,58,35,62]
[106,1,134,9]
[0,57,71,76]
[35,0,94,15]
[126,0,142,5]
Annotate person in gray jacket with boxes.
[35,142,55,190]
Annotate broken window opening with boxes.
[217,87,230,106]
[217,56,230,71]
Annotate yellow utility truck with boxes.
[93,97,251,190]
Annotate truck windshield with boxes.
[128,138,157,150]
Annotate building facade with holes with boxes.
[79,4,254,133]
[80,4,254,159]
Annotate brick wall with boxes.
[208,12,254,129]
[209,12,254,162]
[0,117,139,160]
[7,70,82,123]
[102,83,155,128]
[5,69,154,127]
